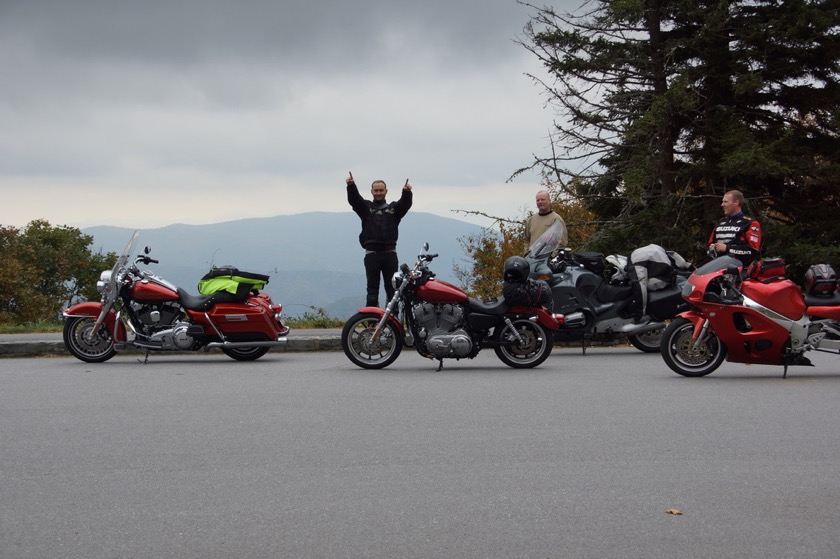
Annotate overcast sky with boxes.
[1,0,580,230]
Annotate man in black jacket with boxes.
[346,173,413,307]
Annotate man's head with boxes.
[371,180,388,202]
[721,190,745,217]
[535,190,552,215]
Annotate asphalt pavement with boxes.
[2,348,839,558]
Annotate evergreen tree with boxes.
[518,0,840,278]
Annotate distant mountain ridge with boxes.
[83,212,485,318]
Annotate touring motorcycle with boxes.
[341,243,562,370]
[661,255,840,377]
[526,222,691,353]
[62,231,289,363]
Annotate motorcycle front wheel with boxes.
[493,319,553,369]
[341,312,403,369]
[63,316,117,363]
[627,324,665,353]
[661,317,727,377]
[222,346,269,361]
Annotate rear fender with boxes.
[507,306,562,330]
[63,302,127,342]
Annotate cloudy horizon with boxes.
[1,0,581,230]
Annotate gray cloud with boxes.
[0,0,580,228]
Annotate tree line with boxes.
[459,0,839,297]
[0,220,116,325]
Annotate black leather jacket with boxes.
[347,182,413,251]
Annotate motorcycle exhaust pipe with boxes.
[205,339,289,350]
[562,312,587,327]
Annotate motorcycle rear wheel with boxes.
[661,317,727,377]
[341,312,403,369]
[493,319,553,369]
[63,316,117,363]
[627,325,665,353]
[222,346,269,361]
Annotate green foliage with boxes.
[285,310,345,329]
[0,220,117,324]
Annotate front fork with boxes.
[691,319,712,351]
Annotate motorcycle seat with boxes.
[804,291,840,307]
[177,288,242,311]
[469,297,511,315]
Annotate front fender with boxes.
[357,306,405,335]
[63,302,127,342]
[676,310,707,339]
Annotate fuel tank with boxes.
[130,279,179,302]
[741,278,805,320]
[416,279,469,304]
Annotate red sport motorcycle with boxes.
[341,243,563,370]
[63,231,289,363]
[661,255,840,377]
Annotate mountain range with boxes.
[83,212,485,318]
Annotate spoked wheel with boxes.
[222,346,269,361]
[63,316,117,363]
[493,319,553,369]
[627,324,666,353]
[661,317,727,377]
[341,312,403,369]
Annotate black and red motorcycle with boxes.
[341,243,562,370]
[661,255,840,377]
[62,231,289,363]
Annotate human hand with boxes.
[403,178,412,191]
[346,171,354,185]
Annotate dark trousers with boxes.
[364,251,399,307]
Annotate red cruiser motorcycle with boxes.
[661,255,840,377]
[341,243,563,370]
[62,231,289,363]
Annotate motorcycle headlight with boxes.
[391,270,405,290]
[96,270,113,294]
[681,281,695,297]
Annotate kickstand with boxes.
[137,350,150,364]
[436,359,444,372]
[783,364,788,379]
[581,338,587,355]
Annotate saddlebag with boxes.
[198,266,270,299]
[503,278,553,311]
[804,263,837,296]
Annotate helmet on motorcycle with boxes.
[503,256,530,283]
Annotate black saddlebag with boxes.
[503,278,553,311]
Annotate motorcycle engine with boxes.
[412,302,473,358]
[132,302,183,328]
[148,321,198,350]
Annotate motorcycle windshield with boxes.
[694,255,743,276]
[525,220,564,259]
[102,230,139,305]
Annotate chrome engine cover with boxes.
[412,302,473,358]
[149,322,196,350]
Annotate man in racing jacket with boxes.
[708,189,762,266]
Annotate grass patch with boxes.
[0,321,64,334]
